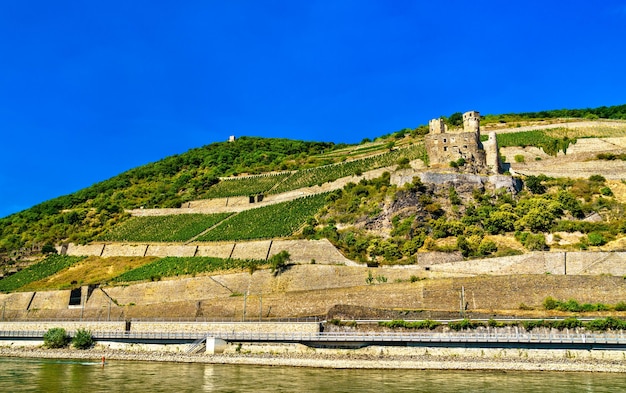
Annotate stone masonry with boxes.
[425,110,500,174]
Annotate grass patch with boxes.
[0,255,86,292]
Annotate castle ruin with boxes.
[425,111,500,174]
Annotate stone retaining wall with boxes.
[63,239,355,265]
[130,321,319,334]
[65,243,105,257]
[231,241,272,260]
[196,243,235,258]
[0,321,125,333]
[426,251,626,276]
[101,244,148,258]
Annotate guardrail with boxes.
[2,330,625,347]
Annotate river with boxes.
[1,357,625,392]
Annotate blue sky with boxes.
[1,1,625,218]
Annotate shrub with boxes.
[72,328,94,349]
[514,154,525,163]
[589,174,606,183]
[587,232,606,246]
[448,319,483,331]
[43,328,70,348]
[269,250,290,276]
[525,175,546,194]
[543,296,559,310]
[41,243,58,254]
[599,187,613,196]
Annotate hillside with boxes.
[1,106,626,322]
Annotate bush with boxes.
[43,328,70,348]
[269,250,290,276]
[448,319,483,331]
[525,175,546,194]
[587,232,606,246]
[543,296,558,310]
[599,187,613,196]
[72,328,94,349]
[514,154,525,163]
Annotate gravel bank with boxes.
[1,346,626,373]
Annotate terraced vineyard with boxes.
[0,255,86,292]
[112,256,264,283]
[201,172,291,199]
[100,213,232,242]
[270,143,426,194]
[197,193,329,241]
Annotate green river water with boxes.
[0,357,624,392]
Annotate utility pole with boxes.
[242,293,247,322]
[460,286,466,318]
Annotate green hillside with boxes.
[1,104,626,276]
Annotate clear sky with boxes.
[1,1,625,218]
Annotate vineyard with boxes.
[270,143,426,194]
[0,255,86,292]
[483,129,577,156]
[196,193,329,241]
[100,213,232,242]
[111,256,264,283]
[201,172,291,199]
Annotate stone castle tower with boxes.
[424,110,500,174]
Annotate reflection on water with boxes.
[0,357,623,393]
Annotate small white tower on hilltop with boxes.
[228,135,236,143]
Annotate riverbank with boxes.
[2,346,626,373]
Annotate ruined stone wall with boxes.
[425,131,484,167]
[483,131,501,174]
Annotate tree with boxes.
[446,112,463,128]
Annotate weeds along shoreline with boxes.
[2,345,626,373]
